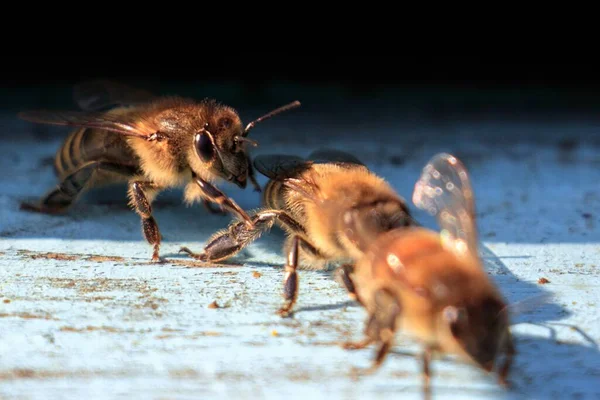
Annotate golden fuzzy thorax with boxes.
[269,163,408,269]
[122,97,246,200]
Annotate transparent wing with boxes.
[412,153,478,257]
[307,148,366,167]
[253,154,322,201]
[18,110,157,139]
[253,154,312,181]
[505,292,554,318]
[73,80,155,111]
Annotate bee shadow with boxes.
[294,300,360,314]
[6,183,265,245]
[488,331,599,398]
[352,331,599,399]
[479,244,569,325]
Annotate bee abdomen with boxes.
[54,127,137,179]
[54,127,86,178]
[264,180,286,210]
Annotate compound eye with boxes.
[195,131,215,163]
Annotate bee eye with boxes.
[194,131,215,163]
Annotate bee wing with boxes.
[18,110,157,139]
[412,153,478,257]
[254,154,322,201]
[306,148,366,167]
[73,80,155,111]
[253,154,313,181]
[505,292,555,318]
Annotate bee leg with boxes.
[128,180,162,262]
[193,174,254,228]
[249,173,261,192]
[370,339,394,371]
[180,235,241,262]
[180,209,290,261]
[202,199,226,215]
[181,209,313,318]
[277,235,325,318]
[498,332,516,388]
[277,235,301,318]
[347,305,396,377]
[342,313,376,350]
[336,264,364,306]
[352,289,400,375]
[422,347,433,400]
[247,157,262,192]
[343,337,374,350]
[20,161,135,214]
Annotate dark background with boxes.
[3,56,600,143]
[2,56,599,87]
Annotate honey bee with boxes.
[180,148,418,316]
[342,153,515,397]
[18,80,300,261]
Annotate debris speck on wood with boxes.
[27,252,79,261]
[161,327,183,333]
[538,277,550,284]
[60,326,121,333]
[166,260,244,268]
[0,312,57,320]
[85,255,125,263]
[16,250,127,263]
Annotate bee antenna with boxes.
[236,137,259,147]
[243,100,301,137]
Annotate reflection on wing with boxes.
[253,154,312,181]
[73,80,155,111]
[254,153,322,202]
[504,292,555,318]
[17,110,156,139]
[307,148,366,167]
[412,153,478,257]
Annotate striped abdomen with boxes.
[54,127,139,181]
[263,178,310,237]
[263,179,288,211]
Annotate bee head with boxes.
[191,105,253,188]
[192,100,300,188]
[442,295,512,375]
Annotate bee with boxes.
[17,80,301,261]
[180,148,418,316]
[342,153,515,397]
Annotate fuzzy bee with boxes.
[180,148,418,316]
[18,80,300,261]
[342,153,515,398]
